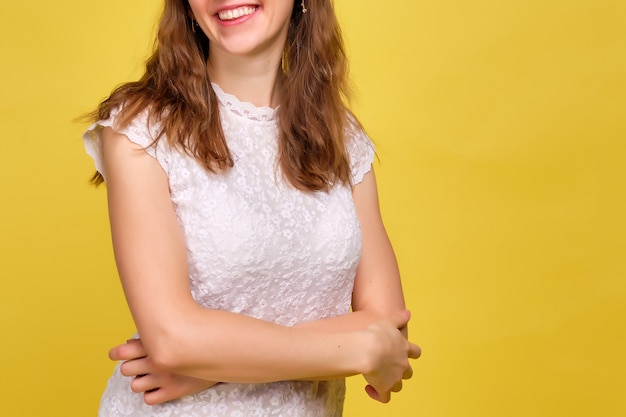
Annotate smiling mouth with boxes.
[217,6,258,21]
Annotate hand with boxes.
[109,338,219,405]
[361,310,421,403]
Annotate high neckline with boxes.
[211,83,278,122]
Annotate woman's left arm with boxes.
[296,169,408,335]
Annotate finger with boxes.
[390,310,411,330]
[130,374,161,394]
[108,345,124,361]
[366,384,392,403]
[120,357,152,377]
[364,384,378,401]
[399,324,408,339]
[143,378,189,405]
[390,380,403,393]
[110,339,148,361]
[377,389,391,403]
[408,342,421,359]
[364,385,383,403]
[403,365,413,380]
[144,386,175,406]
[107,343,127,361]
[144,388,166,406]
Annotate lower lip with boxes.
[216,7,259,27]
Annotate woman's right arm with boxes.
[101,127,419,390]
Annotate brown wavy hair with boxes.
[89,0,357,192]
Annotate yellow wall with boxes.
[1,1,624,416]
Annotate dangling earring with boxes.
[191,18,197,33]
[301,0,308,13]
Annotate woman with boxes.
[83,0,420,416]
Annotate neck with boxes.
[208,48,284,108]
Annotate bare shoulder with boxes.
[101,126,150,158]
[100,126,169,190]
[352,170,380,217]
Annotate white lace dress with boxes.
[83,84,375,417]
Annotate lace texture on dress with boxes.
[212,83,278,122]
[84,84,375,417]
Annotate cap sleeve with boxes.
[82,107,169,182]
[346,124,375,185]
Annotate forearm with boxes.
[114,309,418,405]
[295,310,408,338]
[144,304,371,383]
[145,310,405,384]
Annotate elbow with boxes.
[148,341,184,371]
[139,325,191,372]
[136,305,203,371]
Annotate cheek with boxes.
[274,3,295,30]
[275,0,295,18]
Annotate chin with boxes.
[216,33,283,58]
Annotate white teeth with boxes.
[218,6,257,21]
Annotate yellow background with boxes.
[1,0,624,416]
